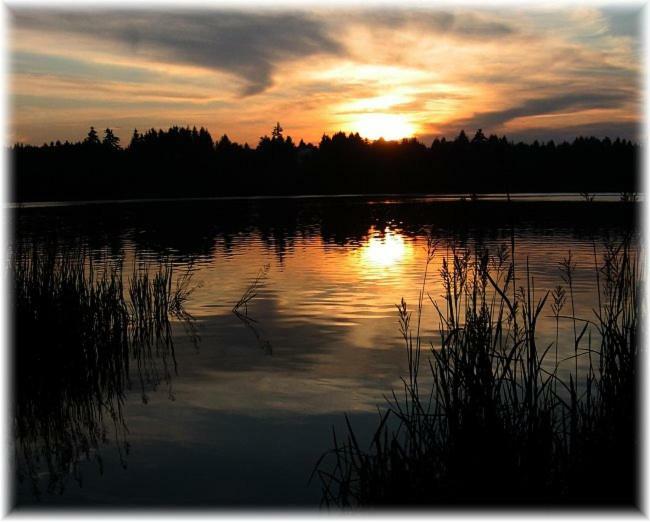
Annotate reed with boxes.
[232,264,272,354]
[232,264,270,315]
[12,241,196,497]
[314,235,639,506]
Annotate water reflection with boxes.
[11,197,638,506]
[12,243,196,498]
[359,227,412,271]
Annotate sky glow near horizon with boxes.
[9,6,642,146]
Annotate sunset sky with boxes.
[9,6,641,146]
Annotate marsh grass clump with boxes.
[315,235,639,507]
[12,241,196,497]
[127,259,197,402]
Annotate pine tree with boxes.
[84,126,100,146]
[102,128,120,149]
[271,122,284,142]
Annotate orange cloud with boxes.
[10,7,641,145]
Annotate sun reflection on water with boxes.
[360,227,412,270]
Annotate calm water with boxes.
[11,195,638,508]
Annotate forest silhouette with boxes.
[12,124,638,202]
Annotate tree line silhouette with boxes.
[12,124,638,202]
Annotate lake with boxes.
[11,195,638,508]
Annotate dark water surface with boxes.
[11,195,638,508]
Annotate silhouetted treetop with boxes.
[103,128,120,149]
[271,122,284,142]
[11,123,638,202]
[83,126,100,146]
[472,129,487,144]
[456,130,469,146]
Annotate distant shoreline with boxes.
[7,192,641,209]
[13,127,638,204]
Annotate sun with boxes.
[352,113,416,141]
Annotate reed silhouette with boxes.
[313,235,639,507]
[232,264,273,355]
[12,240,196,497]
[11,189,639,506]
[11,125,637,202]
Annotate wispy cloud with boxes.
[9,6,641,145]
[12,10,344,95]
[349,9,517,38]
[440,91,633,132]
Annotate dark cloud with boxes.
[600,7,641,39]
[439,91,633,132]
[419,119,638,146]
[508,121,639,143]
[12,10,344,95]
[358,10,516,39]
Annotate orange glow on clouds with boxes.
[8,8,640,145]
